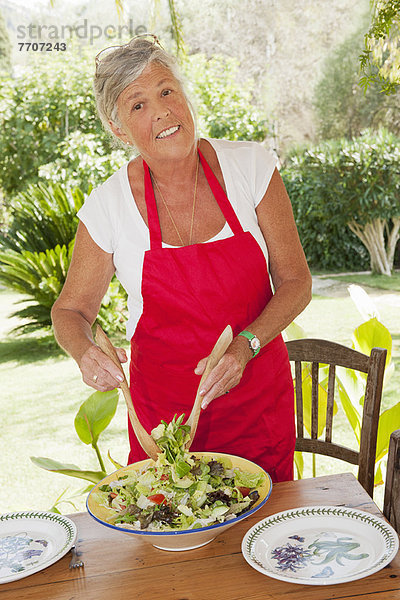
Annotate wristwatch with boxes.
[238,330,261,358]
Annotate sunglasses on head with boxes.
[95,33,163,72]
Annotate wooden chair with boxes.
[286,338,387,498]
[383,429,400,534]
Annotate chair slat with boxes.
[295,438,359,464]
[325,364,336,443]
[383,429,400,534]
[286,339,369,372]
[295,361,304,438]
[358,347,386,496]
[311,362,319,439]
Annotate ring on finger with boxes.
[93,374,98,383]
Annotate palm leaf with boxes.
[0,243,74,331]
[2,183,84,252]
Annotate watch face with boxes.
[250,337,261,351]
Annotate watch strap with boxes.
[238,330,261,357]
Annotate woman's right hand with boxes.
[79,344,128,391]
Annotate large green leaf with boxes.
[375,402,400,462]
[348,284,380,322]
[374,461,384,487]
[336,365,366,407]
[336,377,361,444]
[30,456,106,483]
[284,320,306,341]
[74,389,119,446]
[352,317,392,365]
[294,451,304,479]
[107,450,124,470]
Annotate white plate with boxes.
[0,511,77,584]
[242,505,399,586]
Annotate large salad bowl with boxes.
[87,452,272,551]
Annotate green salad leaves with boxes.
[93,414,264,531]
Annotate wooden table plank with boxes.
[1,473,399,600]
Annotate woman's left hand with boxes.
[194,336,252,409]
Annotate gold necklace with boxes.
[151,156,199,246]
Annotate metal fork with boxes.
[69,545,84,569]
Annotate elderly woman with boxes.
[51,35,312,482]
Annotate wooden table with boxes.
[1,473,400,600]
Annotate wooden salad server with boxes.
[186,324,233,450]
[95,324,161,461]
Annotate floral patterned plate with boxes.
[0,511,77,584]
[242,505,399,586]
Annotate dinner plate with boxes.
[242,505,399,586]
[0,511,77,584]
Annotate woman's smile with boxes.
[156,124,181,139]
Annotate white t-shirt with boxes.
[77,137,277,340]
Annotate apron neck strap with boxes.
[198,148,243,235]
[143,148,244,249]
[143,159,162,249]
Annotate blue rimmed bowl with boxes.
[87,452,272,551]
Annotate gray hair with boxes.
[93,37,196,142]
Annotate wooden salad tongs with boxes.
[95,324,233,460]
[185,324,233,450]
[95,324,161,461]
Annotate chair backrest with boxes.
[286,338,387,498]
[383,429,400,534]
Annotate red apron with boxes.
[128,149,295,482]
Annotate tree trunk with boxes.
[387,217,400,268]
[348,218,400,276]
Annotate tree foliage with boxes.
[0,47,112,196]
[282,129,400,275]
[359,0,400,94]
[0,9,11,74]
[183,54,270,141]
[314,28,400,140]
[38,131,128,194]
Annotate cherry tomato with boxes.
[160,474,169,481]
[237,486,251,497]
[148,494,166,505]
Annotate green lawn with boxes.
[318,271,400,292]
[1,280,399,514]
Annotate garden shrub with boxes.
[282,129,400,273]
[182,53,270,141]
[38,131,128,194]
[0,46,112,196]
[0,243,127,335]
[282,160,369,272]
[0,182,127,335]
[1,183,85,253]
